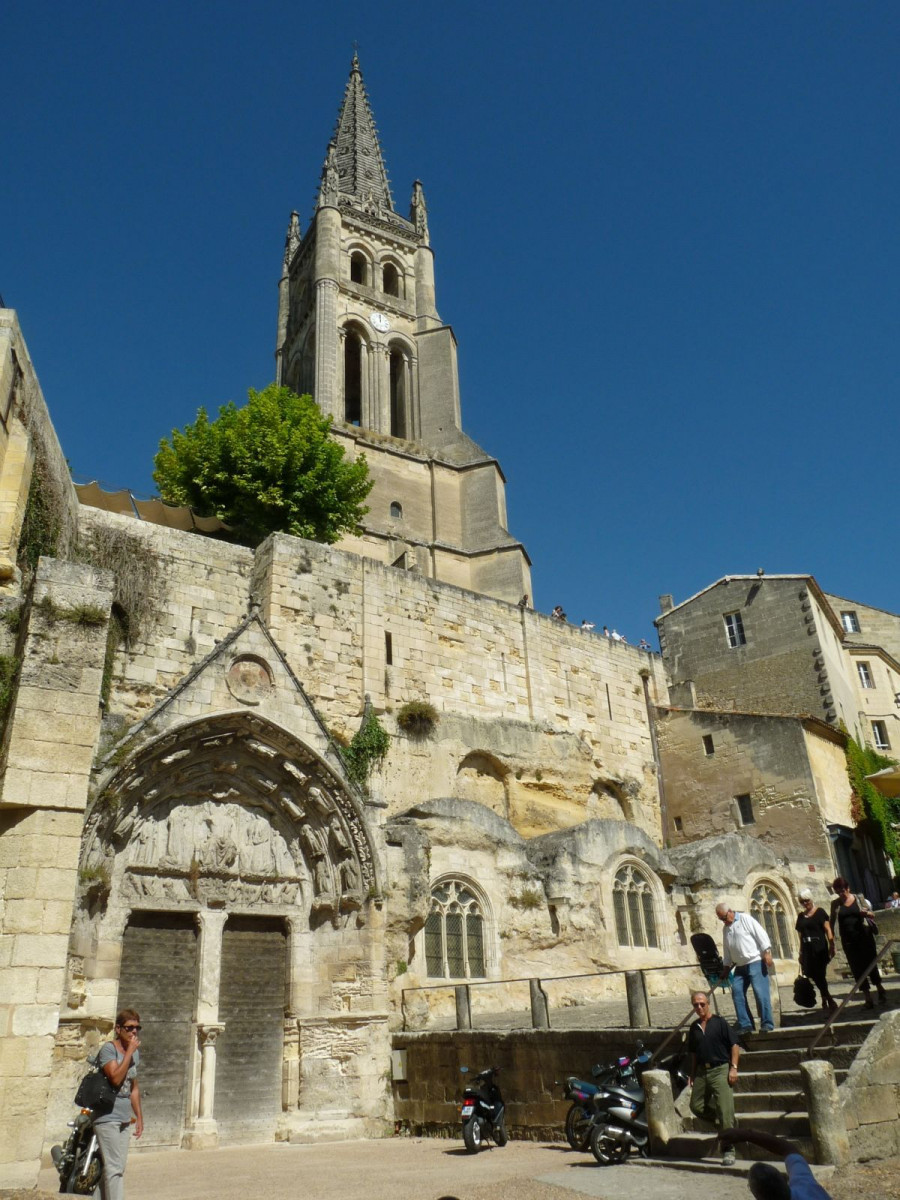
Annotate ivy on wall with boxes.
[845,734,899,872]
[340,707,390,791]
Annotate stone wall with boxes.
[840,1009,900,1161]
[390,1028,681,1137]
[0,558,112,1187]
[655,707,844,872]
[656,578,859,737]
[827,593,900,664]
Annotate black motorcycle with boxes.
[459,1065,508,1153]
[51,1108,103,1196]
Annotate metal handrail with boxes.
[399,961,705,1032]
[647,1005,695,1065]
[805,937,898,1060]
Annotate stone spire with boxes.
[329,53,394,212]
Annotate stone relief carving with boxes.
[226,655,274,705]
[86,714,377,921]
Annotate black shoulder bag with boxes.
[74,1058,120,1115]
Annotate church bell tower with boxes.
[275,55,531,604]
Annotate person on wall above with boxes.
[716,903,775,1033]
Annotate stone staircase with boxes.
[665,980,894,1168]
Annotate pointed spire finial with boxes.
[327,53,394,211]
[410,180,430,246]
[282,210,302,269]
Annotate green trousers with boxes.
[689,1063,735,1131]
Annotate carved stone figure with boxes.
[300,822,333,897]
[319,141,340,208]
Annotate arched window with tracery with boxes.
[612,863,660,949]
[750,882,792,958]
[424,879,487,978]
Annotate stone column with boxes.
[455,986,472,1030]
[0,413,32,582]
[643,1069,680,1154]
[408,356,419,440]
[800,1060,850,1166]
[529,979,549,1029]
[182,910,226,1149]
[282,1018,301,1113]
[359,339,370,429]
[625,971,651,1028]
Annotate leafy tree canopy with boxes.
[153,385,372,547]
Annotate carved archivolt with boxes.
[83,713,376,920]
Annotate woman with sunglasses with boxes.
[94,1008,143,1199]
[794,888,837,1013]
[829,878,887,1008]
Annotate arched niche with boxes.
[80,712,378,928]
[453,751,509,818]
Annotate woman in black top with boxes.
[829,876,887,1008]
[794,888,837,1012]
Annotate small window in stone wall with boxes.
[857,661,873,689]
[613,864,659,949]
[673,816,684,832]
[390,501,403,520]
[425,879,487,978]
[385,631,393,666]
[702,734,715,756]
[724,611,746,647]
[750,883,792,958]
[841,610,861,634]
[872,720,890,751]
[736,793,755,825]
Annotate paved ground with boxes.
[26,1138,900,1200]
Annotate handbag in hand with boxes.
[792,973,816,1008]
[74,1067,120,1115]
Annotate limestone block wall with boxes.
[657,578,856,733]
[247,532,666,836]
[846,648,900,755]
[840,1007,900,1161]
[827,593,900,665]
[655,708,840,871]
[0,557,112,1187]
[0,311,78,589]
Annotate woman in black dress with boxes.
[795,888,837,1012]
[829,876,888,1008]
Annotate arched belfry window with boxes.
[425,879,487,978]
[389,349,407,438]
[612,864,660,949]
[389,501,402,520]
[350,252,368,285]
[344,331,363,425]
[383,262,401,297]
[750,882,792,958]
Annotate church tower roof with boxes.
[330,53,394,212]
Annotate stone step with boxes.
[683,1110,811,1141]
[736,1045,858,1072]
[734,1090,804,1114]
[735,1066,847,1093]
[736,1019,875,1051]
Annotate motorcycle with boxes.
[459,1065,508,1153]
[50,1107,103,1196]
[587,1043,689,1165]
[561,1050,650,1151]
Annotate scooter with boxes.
[459,1065,508,1153]
[51,1107,103,1196]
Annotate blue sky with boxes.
[3,2,898,641]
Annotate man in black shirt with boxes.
[688,990,741,1165]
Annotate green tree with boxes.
[153,385,372,547]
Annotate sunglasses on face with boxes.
[692,1001,708,1008]
[120,1024,142,1032]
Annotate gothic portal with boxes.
[275,55,532,603]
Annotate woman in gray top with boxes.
[94,1008,144,1200]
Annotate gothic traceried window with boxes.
[424,879,487,978]
[613,864,660,949]
[750,883,792,958]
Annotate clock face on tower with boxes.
[369,311,391,333]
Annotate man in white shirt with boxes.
[716,903,775,1034]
